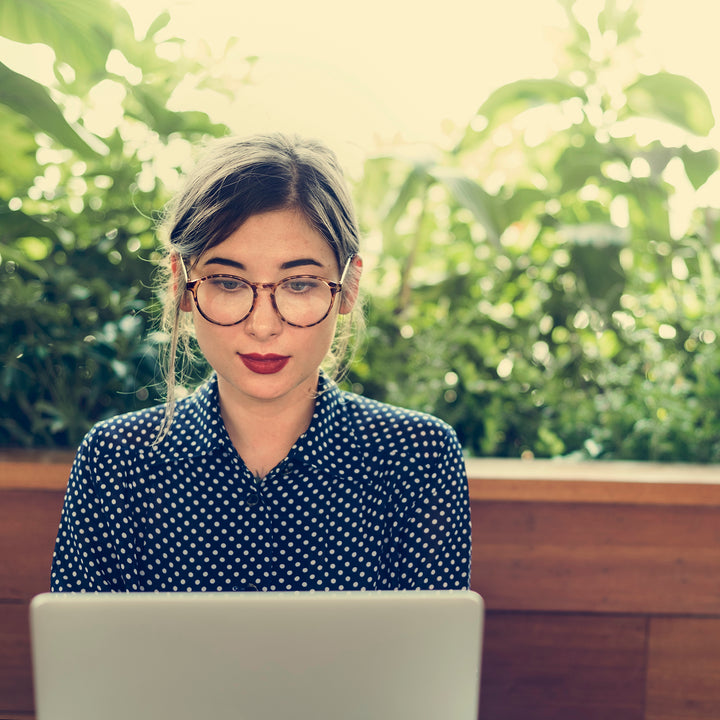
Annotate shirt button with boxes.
[246,492,260,507]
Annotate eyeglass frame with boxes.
[179,253,356,328]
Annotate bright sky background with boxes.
[1,0,718,175]
[109,0,720,166]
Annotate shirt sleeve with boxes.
[50,431,125,592]
[386,423,472,590]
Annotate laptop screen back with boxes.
[30,590,483,720]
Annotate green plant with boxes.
[349,0,720,461]
[0,0,229,445]
[1,0,719,461]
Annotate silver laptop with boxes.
[30,590,483,720]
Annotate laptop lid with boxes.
[30,590,483,720]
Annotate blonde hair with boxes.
[153,133,364,442]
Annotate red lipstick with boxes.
[239,353,290,375]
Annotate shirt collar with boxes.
[285,372,362,479]
[150,372,363,480]
[143,374,231,464]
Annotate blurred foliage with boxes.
[347,0,720,461]
[1,0,719,461]
[0,0,227,445]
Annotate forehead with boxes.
[199,209,338,268]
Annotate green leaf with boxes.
[498,187,548,228]
[598,0,641,44]
[0,0,115,80]
[679,147,719,190]
[127,85,227,138]
[0,203,60,242]
[554,136,618,193]
[457,79,585,153]
[0,244,49,279]
[624,72,715,136]
[561,223,627,311]
[381,165,430,234]
[0,61,101,156]
[145,10,171,40]
[430,168,501,246]
[0,104,39,189]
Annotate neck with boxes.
[217,375,318,477]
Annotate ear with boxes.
[339,254,363,315]
[171,253,193,313]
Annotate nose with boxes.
[243,288,283,339]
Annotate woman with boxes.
[51,133,471,592]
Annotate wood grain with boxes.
[0,451,74,490]
[470,500,720,615]
[0,490,64,600]
[480,612,647,720]
[646,617,720,720]
[0,601,34,715]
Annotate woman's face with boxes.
[181,208,358,412]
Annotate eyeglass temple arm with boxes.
[339,253,356,285]
[177,254,190,284]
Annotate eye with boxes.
[208,276,248,292]
[282,278,321,294]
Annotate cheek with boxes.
[292,320,338,364]
[315,314,340,344]
[191,317,231,357]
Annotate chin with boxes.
[231,368,317,401]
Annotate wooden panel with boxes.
[2,455,720,720]
[479,611,647,720]
[3,454,720,498]
[0,601,35,715]
[646,617,720,720]
[0,451,73,490]
[470,500,720,615]
[465,458,720,483]
[467,459,720,506]
[0,490,64,599]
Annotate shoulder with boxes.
[81,404,165,457]
[337,388,462,454]
[77,377,220,464]
[325,389,468,495]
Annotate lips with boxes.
[239,353,290,375]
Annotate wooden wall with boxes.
[1,453,719,719]
[469,459,720,720]
[1,451,71,720]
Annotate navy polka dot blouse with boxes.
[51,373,471,592]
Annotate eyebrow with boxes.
[202,257,326,272]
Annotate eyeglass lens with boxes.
[196,276,335,326]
